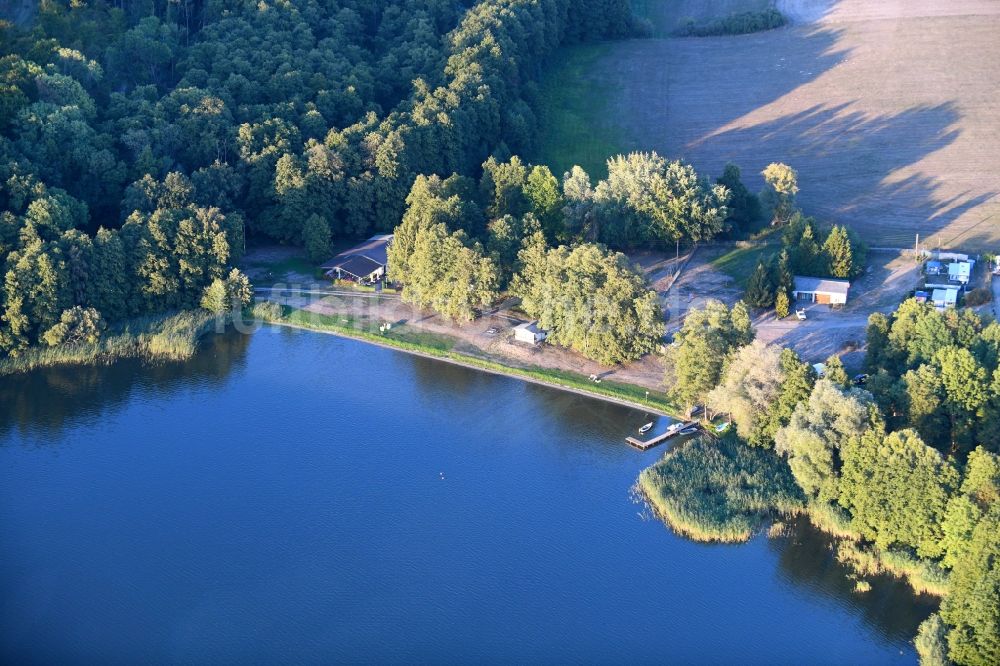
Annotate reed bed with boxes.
[836,540,950,597]
[636,436,805,543]
[0,310,220,376]
[805,501,857,540]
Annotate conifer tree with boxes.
[731,300,755,347]
[775,290,790,318]
[824,225,854,278]
[744,261,775,308]
[824,354,850,389]
[776,249,794,299]
[794,224,822,275]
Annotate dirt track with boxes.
[581,0,1000,250]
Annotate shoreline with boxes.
[257,315,680,419]
[0,303,680,419]
[0,310,220,376]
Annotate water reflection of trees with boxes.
[0,331,251,442]
[771,516,938,643]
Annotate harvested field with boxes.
[535,0,1000,250]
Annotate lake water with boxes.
[1,326,935,663]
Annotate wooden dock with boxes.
[626,422,698,450]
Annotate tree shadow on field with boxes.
[593,6,1000,249]
[595,23,849,173]
[687,99,996,248]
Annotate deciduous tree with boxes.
[760,162,798,224]
[774,380,871,503]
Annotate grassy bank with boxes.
[0,310,222,376]
[637,436,806,542]
[709,244,774,288]
[254,302,679,416]
[532,43,629,179]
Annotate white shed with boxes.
[513,321,547,345]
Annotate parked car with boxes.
[796,309,807,320]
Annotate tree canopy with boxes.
[664,300,754,411]
[593,152,730,247]
[512,241,664,365]
[1,0,637,358]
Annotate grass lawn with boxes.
[709,245,775,288]
[383,326,455,352]
[243,253,320,283]
[531,43,631,179]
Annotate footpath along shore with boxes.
[253,292,681,419]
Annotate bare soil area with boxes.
[660,245,746,329]
[664,245,920,365]
[559,0,1000,250]
[271,290,668,391]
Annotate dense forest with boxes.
[0,0,635,357]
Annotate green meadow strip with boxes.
[256,303,679,416]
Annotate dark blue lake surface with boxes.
[1,326,934,664]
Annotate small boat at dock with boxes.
[680,427,698,435]
[638,422,653,434]
[664,422,684,435]
[626,420,698,450]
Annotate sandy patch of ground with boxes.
[274,291,668,391]
[658,246,919,366]
[661,245,750,329]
